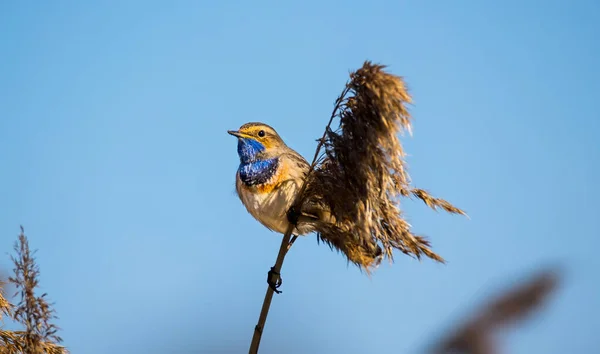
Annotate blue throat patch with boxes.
[237,138,279,186]
[237,138,265,163]
[239,158,279,186]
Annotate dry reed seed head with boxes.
[2,228,68,354]
[300,61,466,270]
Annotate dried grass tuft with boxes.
[300,61,466,270]
[0,227,68,354]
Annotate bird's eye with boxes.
[258,130,265,137]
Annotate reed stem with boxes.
[247,85,351,354]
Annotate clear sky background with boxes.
[1,1,598,353]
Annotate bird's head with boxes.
[228,122,286,163]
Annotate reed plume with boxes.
[0,227,67,354]
[300,61,466,270]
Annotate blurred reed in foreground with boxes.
[431,267,561,354]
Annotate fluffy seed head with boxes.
[298,61,467,271]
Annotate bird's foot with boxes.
[267,266,282,294]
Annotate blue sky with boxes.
[1,1,598,353]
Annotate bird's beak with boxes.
[228,130,251,139]
[227,130,242,138]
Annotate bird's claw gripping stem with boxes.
[267,266,282,294]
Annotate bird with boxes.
[228,122,333,238]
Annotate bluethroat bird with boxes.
[228,122,334,292]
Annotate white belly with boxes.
[237,178,300,234]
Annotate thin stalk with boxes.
[248,85,351,354]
